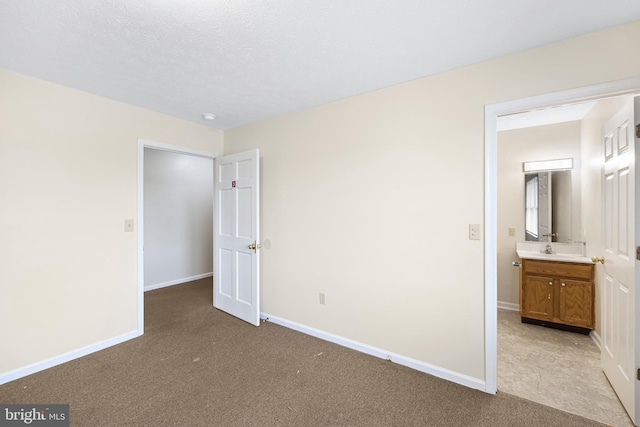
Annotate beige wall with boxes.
[0,68,223,375]
[225,21,640,381]
[497,122,582,307]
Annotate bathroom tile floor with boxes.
[498,308,634,427]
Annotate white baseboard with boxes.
[144,272,213,292]
[261,312,485,392]
[590,329,602,350]
[0,330,138,385]
[497,301,519,312]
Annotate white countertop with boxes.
[516,242,594,264]
[516,250,594,264]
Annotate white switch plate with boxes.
[319,293,326,305]
[124,219,134,232]
[469,224,481,240]
[508,226,516,237]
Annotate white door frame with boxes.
[136,138,217,336]
[484,76,640,394]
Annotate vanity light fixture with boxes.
[523,158,573,172]
[202,113,216,121]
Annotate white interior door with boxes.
[601,97,638,424]
[213,149,260,326]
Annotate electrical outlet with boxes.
[469,224,480,240]
[319,293,326,305]
[508,226,516,237]
[124,219,134,232]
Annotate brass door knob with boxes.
[591,256,605,264]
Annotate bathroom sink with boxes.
[516,250,593,264]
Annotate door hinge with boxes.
[636,124,640,139]
[637,368,640,381]
[637,247,640,261]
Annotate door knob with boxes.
[247,242,262,252]
[591,256,605,264]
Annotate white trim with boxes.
[484,76,640,396]
[497,301,520,312]
[138,138,215,159]
[591,329,602,351]
[262,312,485,391]
[0,330,137,385]
[137,139,217,337]
[485,104,498,395]
[137,141,144,336]
[144,272,213,292]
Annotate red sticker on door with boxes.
[232,181,236,188]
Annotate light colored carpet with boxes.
[498,308,633,427]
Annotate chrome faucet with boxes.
[543,244,554,254]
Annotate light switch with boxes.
[469,224,481,240]
[508,226,516,237]
[124,219,134,232]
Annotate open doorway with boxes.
[495,96,633,426]
[143,148,213,291]
[136,139,217,335]
[484,77,640,423]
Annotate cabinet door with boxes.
[559,279,594,328]
[521,276,554,321]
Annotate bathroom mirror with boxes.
[524,170,572,243]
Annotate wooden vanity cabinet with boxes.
[519,258,594,332]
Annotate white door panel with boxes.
[213,149,260,326]
[601,97,637,424]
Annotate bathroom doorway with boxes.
[495,95,633,426]
[487,87,637,425]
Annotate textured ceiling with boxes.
[1,1,640,130]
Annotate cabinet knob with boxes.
[561,283,566,287]
[548,282,553,286]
